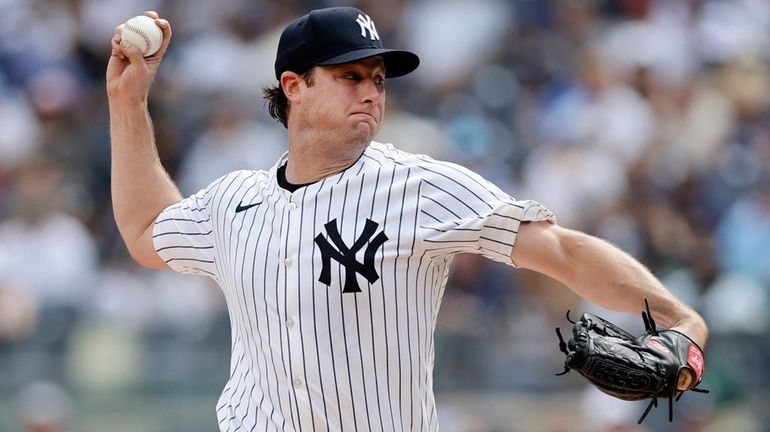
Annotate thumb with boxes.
[677,369,694,391]
[121,40,145,63]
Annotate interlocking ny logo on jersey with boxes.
[356,13,379,41]
[314,218,388,293]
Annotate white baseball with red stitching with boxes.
[122,15,163,57]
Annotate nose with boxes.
[360,78,383,105]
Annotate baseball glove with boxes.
[554,300,707,424]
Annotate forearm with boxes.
[513,222,708,347]
[557,230,708,346]
[109,99,181,257]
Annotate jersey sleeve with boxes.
[152,176,223,280]
[418,159,555,265]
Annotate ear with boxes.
[280,71,305,105]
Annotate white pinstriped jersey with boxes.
[153,141,555,432]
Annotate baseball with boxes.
[121,15,163,57]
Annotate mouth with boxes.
[351,112,378,121]
[350,112,379,129]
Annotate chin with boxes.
[350,122,376,143]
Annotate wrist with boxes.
[108,96,149,114]
[669,315,708,350]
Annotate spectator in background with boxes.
[0,153,98,388]
[14,381,73,432]
[0,155,98,311]
[0,281,38,343]
[715,185,770,287]
[0,91,40,181]
[176,97,286,194]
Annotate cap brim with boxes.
[317,48,420,78]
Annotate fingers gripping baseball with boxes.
[107,11,172,101]
[112,11,170,57]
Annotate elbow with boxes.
[126,244,157,269]
[125,241,165,269]
[121,230,168,270]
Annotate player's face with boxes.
[300,57,386,145]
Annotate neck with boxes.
[285,127,370,184]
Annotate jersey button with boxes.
[284,257,293,266]
[288,202,297,211]
[286,318,295,329]
[293,378,303,389]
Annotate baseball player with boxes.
[107,7,708,431]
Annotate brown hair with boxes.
[261,68,315,128]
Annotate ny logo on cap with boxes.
[356,13,380,41]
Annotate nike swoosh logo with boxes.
[235,201,262,213]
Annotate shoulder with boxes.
[187,169,271,211]
[365,141,474,179]
[370,142,500,191]
[204,169,269,194]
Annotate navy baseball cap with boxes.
[274,7,420,80]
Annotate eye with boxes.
[343,72,360,81]
[374,76,385,87]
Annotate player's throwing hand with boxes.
[106,11,172,102]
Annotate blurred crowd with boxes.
[1,0,770,431]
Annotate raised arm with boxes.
[107,11,180,269]
[511,220,708,348]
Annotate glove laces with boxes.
[637,299,709,424]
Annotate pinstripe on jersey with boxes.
[153,141,555,432]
